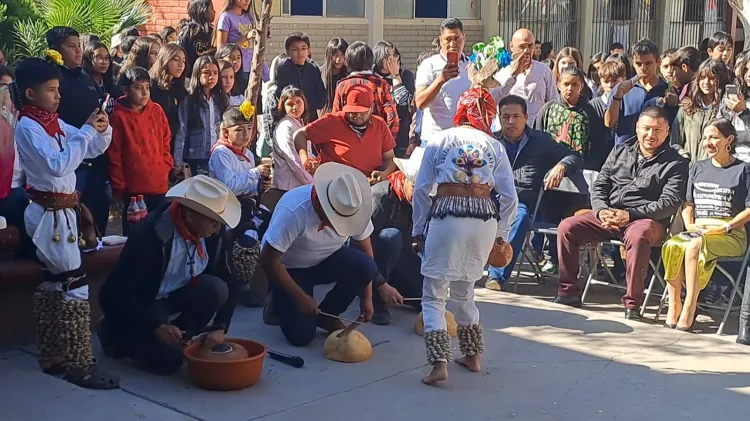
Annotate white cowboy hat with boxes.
[166,175,241,228]
[393,147,426,183]
[314,162,372,237]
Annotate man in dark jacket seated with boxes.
[553,107,689,320]
[98,176,242,375]
[368,149,428,325]
[485,95,584,291]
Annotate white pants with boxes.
[422,277,479,332]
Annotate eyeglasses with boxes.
[93,55,110,63]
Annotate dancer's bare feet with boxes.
[422,361,448,385]
[456,354,481,372]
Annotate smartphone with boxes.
[100,94,110,113]
[727,84,739,97]
[678,231,702,240]
[447,50,459,67]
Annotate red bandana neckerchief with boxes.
[19,106,64,138]
[452,88,497,137]
[387,171,408,202]
[311,186,333,232]
[169,202,207,260]
[211,137,250,162]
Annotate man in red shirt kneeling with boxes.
[294,84,397,184]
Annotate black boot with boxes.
[371,294,392,326]
[737,284,750,345]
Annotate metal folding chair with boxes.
[652,242,750,335]
[508,170,598,292]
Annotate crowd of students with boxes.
[3,0,750,389]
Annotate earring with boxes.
[726,144,733,152]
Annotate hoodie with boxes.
[108,98,173,195]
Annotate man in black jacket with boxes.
[98,176,242,375]
[47,27,111,235]
[485,96,583,291]
[554,107,689,320]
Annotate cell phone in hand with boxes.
[447,50,459,67]
[727,84,739,97]
[100,94,110,113]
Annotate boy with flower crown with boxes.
[13,52,118,389]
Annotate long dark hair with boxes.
[276,85,309,125]
[706,118,738,153]
[321,37,348,114]
[186,55,228,128]
[587,52,608,84]
[215,43,245,96]
[734,50,750,99]
[682,59,729,116]
[149,43,187,91]
[373,40,402,74]
[188,0,214,26]
[82,41,116,94]
[553,47,585,82]
[121,36,158,73]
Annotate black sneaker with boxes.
[699,282,721,305]
[553,295,582,308]
[371,308,392,325]
[624,309,642,321]
[263,294,279,326]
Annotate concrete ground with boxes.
[1,277,750,421]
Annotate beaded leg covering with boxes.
[58,298,95,371]
[457,324,485,356]
[33,288,65,367]
[424,330,452,365]
[232,242,260,284]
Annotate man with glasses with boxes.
[484,95,582,292]
[275,32,326,122]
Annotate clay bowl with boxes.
[184,338,268,391]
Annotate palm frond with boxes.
[12,19,50,59]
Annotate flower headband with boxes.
[238,100,256,120]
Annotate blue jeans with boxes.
[371,228,423,307]
[75,166,111,235]
[0,187,36,259]
[488,202,531,284]
[270,246,378,347]
[372,228,402,285]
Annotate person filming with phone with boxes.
[413,18,471,153]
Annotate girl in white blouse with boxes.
[272,85,313,191]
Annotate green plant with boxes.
[11,0,152,60]
[0,0,40,60]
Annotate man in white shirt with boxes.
[413,18,471,149]
[491,28,559,127]
[261,162,398,346]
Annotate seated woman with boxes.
[98,176,242,375]
[662,118,750,333]
[209,107,272,304]
[369,149,426,325]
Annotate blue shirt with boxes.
[609,78,670,145]
[157,230,208,298]
[497,132,528,166]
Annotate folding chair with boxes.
[508,170,598,292]
[652,241,750,335]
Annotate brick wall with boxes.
[384,20,485,71]
[144,0,186,33]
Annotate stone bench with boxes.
[0,226,123,347]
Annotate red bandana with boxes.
[169,202,207,259]
[311,186,332,232]
[19,106,64,138]
[387,171,408,202]
[452,88,497,136]
[211,137,250,162]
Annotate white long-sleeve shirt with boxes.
[272,116,313,191]
[208,145,261,196]
[412,126,518,241]
[490,61,559,128]
[15,117,111,193]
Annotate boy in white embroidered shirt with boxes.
[12,55,118,389]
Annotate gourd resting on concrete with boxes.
[323,330,373,363]
[415,311,458,337]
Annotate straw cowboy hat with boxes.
[166,175,241,228]
[314,162,373,237]
[393,147,426,183]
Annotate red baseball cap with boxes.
[342,85,374,113]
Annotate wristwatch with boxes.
[725,223,733,234]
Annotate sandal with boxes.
[42,362,67,376]
[63,366,120,390]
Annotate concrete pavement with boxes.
[1,287,749,421]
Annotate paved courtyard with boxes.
[1,284,749,421]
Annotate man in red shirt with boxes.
[294,85,397,183]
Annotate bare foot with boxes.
[456,355,481,372]
[422,362,448,385]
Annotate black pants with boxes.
[75,166,111,236]
[121,193,167,236]
[101,274,228,375]
[371,228,423,308]
[270,246,377,347]
[0,187,36,259]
